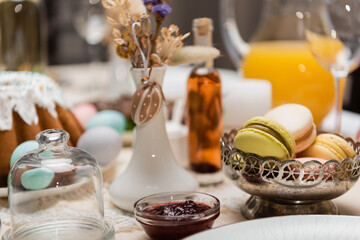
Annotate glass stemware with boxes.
[219,0,336,126]
[73,0,109,98]
[74,0,108,62]
[304,0,360,133]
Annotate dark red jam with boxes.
[144,200,211,218]
[138,200,219,240]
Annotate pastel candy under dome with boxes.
[86,110,126,134]
[73,102,98,127]
[77,126,122,166]
[21,168,55,190]
[10,140,39,167]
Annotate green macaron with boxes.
[234,116,296,161]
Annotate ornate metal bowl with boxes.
[221,130,360,219]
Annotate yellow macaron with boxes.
[234,116,296,161]
[299,133,356,161]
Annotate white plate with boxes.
[185,215,360,240]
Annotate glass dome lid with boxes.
[3,129,114,240]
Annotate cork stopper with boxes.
[192,18,213,36]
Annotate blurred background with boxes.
[45,0,262,68]
[0,0,334,112]
[40,0,358,113]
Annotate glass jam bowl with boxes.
[134,192,220,240]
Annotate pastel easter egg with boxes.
[11,140,39,167]
[21,168,55,190]
[77,126,122,166]
[73,102,98,127]
[86,110,126,134]
[131,82,163,126]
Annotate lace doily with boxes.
[0,71,66,131]
[0,181,247,239]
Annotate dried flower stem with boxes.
[149,20,162,66]
[104,0,219,68]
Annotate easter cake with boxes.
[0,72,84,187]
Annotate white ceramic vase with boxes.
[109,66,198,212]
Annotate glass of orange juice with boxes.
[305,0,360,133]
[220,0,335,127]
[242,41,334,126]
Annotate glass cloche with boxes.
[3,129,114,240]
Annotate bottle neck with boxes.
[194,32,214,68]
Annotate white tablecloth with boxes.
[2,147,360,239]
[1,63,360,239]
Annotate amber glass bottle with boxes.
[186,18,223,185]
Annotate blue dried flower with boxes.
[151,4,172,18]
[143,0,158,5]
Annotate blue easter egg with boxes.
[21,168,55,190]
[10,140,39,167]
[86,110,126,134]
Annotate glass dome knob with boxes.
[36,129,69,148]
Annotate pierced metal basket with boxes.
[221,130,360,219]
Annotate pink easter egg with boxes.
[73,103,98,127]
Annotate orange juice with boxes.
[243,41,335,126]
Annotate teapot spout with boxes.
[219,0,250,71]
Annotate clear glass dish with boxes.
[134,192,220,240]
[3,129,114,240]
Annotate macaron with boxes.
[234,116,296,161]
[265,104,317,153]
[299,133,356,161]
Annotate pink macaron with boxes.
[265,104,317,153]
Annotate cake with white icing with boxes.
[0,72,84,187]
